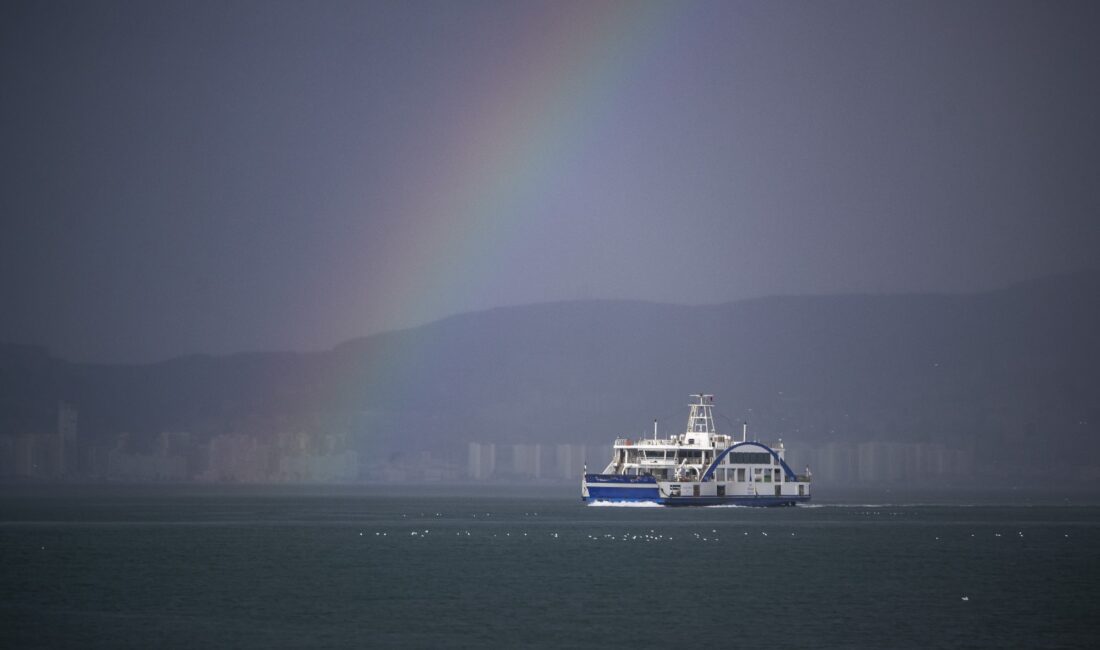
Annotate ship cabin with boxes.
[601,394,805,488]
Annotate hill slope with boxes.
[1,270,1097,479]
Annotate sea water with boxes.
[2,486,1098,648]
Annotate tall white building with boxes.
[467,442,496,480]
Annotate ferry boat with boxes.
[582,394,811,506]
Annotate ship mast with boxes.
[686,394,716,445]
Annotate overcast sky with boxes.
[2,0,1097,362]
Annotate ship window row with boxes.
[624,451,775,464]
[630,467,786,482]
[726,452,772,465]
[628,450,706,460]
[714,468,783,482]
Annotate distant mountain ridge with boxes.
[1,269,1097,476]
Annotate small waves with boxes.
[797,503,981,508]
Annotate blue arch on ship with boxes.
[701,441,797,482]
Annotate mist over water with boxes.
[2,486,1097,648]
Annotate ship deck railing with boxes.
[615,437,678,447]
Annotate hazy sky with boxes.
[2,0,1097,362]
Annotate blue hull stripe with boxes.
[586,486,661,500]
[585,494,809,510]
[660,495,810,507]
[584,474,656,484]
[583,488,810,507]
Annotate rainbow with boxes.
[339,2,689,391]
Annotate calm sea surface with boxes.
[2,486,1098,648]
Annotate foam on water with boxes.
[587,500,664,508]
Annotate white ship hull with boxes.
[582,474,810,506]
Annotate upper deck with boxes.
[600,394,810,483]
[613,433,736,450]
